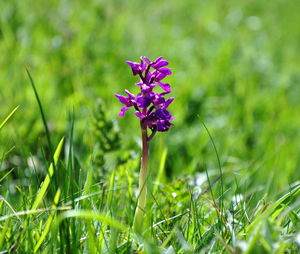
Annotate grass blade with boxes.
[55,210,128,232]
[244,183,300,233]
[31,137,65,210]
[25,67,58,189]
[34,188,61,253]
[153,148,167,195]
[0,105,19,130]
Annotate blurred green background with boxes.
[1,0,300,198]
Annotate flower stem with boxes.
[133,123,149,233]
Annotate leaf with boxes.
[153,148,167,195]
[245,183,300,233]
[55,210,128,232]
[34,188,61,253]
[31,137,65,210]
[0,105,19,130]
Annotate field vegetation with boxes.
[0,0,299,253]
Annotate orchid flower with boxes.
[115,56,174,232]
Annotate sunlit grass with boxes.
[0,0,299,253]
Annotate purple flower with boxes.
[126,63,144,76]
[152,60,169,69]
[115,56,174,133]
[114,89,137,117]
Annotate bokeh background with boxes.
[1,0,300,200]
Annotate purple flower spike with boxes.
[116,56,174,134]
[122,57,174,231]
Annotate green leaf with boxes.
[245,184,300,233]
[34,188,61,253]
[31,137,65,210]
[55,210,128,232]
[0,105,19,130]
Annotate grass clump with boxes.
[0,0,300,253]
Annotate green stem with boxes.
[133,123,149,233]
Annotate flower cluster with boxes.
[115,56,174,132]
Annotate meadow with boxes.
[0,0,300,253]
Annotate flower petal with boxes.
[125,89,136,99]
[135,111,145,119]
[115,94,130,106]
[118,106,129,117]
[126,61,141,75]
[164,97,174,108]
[153,56,163,64]
[141,56,151,65]
[152,60,168,69]
[137,95,151,108]
[156,108,173,121]
[156,120,172,132]
[158,68,172,75]
[153,73,167,81]
[157,82,171,92]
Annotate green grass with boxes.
[0,0,300,253]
